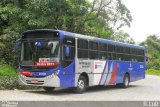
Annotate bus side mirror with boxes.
[65,46,70,57]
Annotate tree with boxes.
[141,35,160,58]
[113,30,135,44]
[140,35,160,70]
[71,0,133,38]
[0,0,132,37]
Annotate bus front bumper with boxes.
[19,73,60,87]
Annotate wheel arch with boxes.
[124,72,130,81]
[80,72,89,86]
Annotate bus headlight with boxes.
[20,74,25,78]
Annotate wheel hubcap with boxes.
[125,77,129,86]
[78,80,85,89]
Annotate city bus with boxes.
[17,29,146,93]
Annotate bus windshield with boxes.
[21,40,60,66]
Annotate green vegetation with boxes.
[0,64,17,76]
[140,35,160,76]
[0,64,18,89]
[146,69,160,76]
[0,64,38,89]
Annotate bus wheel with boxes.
[122,74,130,88]
[43,87,55,93]
[74,75,87,93]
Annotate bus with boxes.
[17,29,146,93]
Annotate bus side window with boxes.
[78,39,88,59]
[98,43,107,60]
[89,41,98,59]
[62,37,75,68]
[108,53,112,60]
[108,44,115,52]
[117,53,123,61]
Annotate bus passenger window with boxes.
[108,53,112,60]
[108,44,115,52]
[99,52,106,60]
[89,41,98,59]
[78,39,88,59]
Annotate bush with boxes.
[147,58,160,70]
[146,69,160,76]
[0,64,38,90]
[0,75,18,89]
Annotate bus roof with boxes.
[22,29,145,50]
[60,30,145,50]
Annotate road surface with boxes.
[0,75,160,101]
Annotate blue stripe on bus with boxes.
[103,61,112,85]
[99,61,107,85]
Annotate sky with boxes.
[122,0,160,43]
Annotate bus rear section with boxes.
[75,59,145,86]
[74,38,145,91]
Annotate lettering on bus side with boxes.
[79,61,91,68]
[140,65,144,68]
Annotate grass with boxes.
[146,69,160,76]
[0,64,18,76]
[0,64,19,89]
[0,64,37,90]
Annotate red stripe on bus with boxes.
[109,64,118,85]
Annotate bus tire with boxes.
[121,74,130,88]
[43,87,55,93]
[73,75,87,93]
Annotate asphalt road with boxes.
[0,75,160,101]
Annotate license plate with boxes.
[31,80,38,83]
